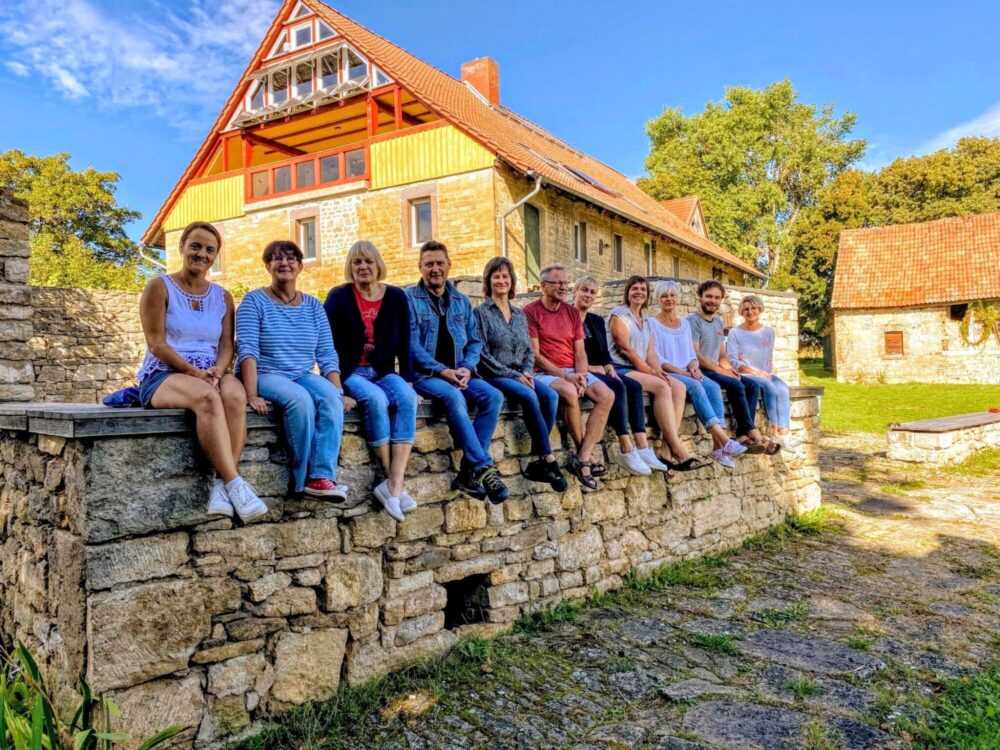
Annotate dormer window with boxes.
[291,22,313,49]
[271,69,289,104]
[318,20,335,40]
[347,49,367,80]
[319,53,339,89]
[248,80,265,110]
[290,1,312,19]
[267,31,288,59]
[294,61,314,97]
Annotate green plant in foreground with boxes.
[689,633,740,656]
[905,665,1000,749]
[880,480,927,496]
[758,602,810,629]
[802,720,840,750]
[0,642,181,750]
[947,448,1000,478]
[783,676,823,699]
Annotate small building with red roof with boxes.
[831,212,1000,384]
[142,0,763,297]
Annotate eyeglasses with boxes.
[540,279,571,288]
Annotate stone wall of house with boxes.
[496,166,750,289]
[29,287,145,403]
[0,193,34,402]
[834,306,1000,385]
[163,168,498,300]
[0,388,821,747]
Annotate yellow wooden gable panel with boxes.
[370,125,495,190]
[163,175,244,231]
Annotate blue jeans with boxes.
[414,376,503,470]
[344,367,417,447]
[669,373,724,430]
[258,372,344,492]
[703,370,761,438]
[594,372,646,437]
[742,375,791,429]
[487,377,558,457]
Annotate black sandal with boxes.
[565,454,599,490]
[590,461,608,477]
[668,457,710,472]
[764,441,781,456]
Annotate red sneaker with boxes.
[304,478,338,497]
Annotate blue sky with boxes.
[1,0,998,242]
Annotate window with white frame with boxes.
[318,20,336,40]
[248,80,265,110]
[644,241,653,275]
[573,222,587,262]
[319,53,339,89]
[410,199,433,246]
[613,234,623,272]
[267,31,288,59]
[270,69,289,104]
[294,61,314,97]
[290,22,313,49]
[297,217,317,261]
[346,48,367,80]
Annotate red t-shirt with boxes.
[524,299,584,370]
[353,286,383,366]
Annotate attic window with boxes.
[291,22,313,49]
[290,1,312,19]
[374,68,391,87]
[949,303,968,322]
[294,61,314,96]
[270,69,289,104]
[318,20,335,40]
[319,53,339,89]
[562,164,616,196]
[347,48,367,80]
[267,31,288,59]
[248,80,265,110]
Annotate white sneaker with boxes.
[400,491,417,513]
[615,449,652,476]
[226,478,268,522]
[722,439,748,457]
[636,447,670,472]
[207,478,233,517]
[373,480,405,522]
[777,434,801,452]
[711,449,735,469]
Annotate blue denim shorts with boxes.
[138,369,179,407]
[534,368,599,389]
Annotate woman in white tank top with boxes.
[138,221,267,522]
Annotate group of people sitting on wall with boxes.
[136,220,800,524]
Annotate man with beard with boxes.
[687,280,773,454]
[406,241,510,504]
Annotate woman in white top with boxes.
[604,275,707,473]
[137,221,267,522]
[728,295,800,452]
[649,280,749,470]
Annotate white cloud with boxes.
[919,101,1000,154]
[0,0,279,132]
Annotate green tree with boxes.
[0,150,148,290]
[638,80,865,276]
[787,137,1000,335]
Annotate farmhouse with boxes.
[142,0,762,297]
[831,212,1000,384]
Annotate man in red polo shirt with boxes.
[524,264,614,491]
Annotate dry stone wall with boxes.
[0,390,821,748]
[887,419,1000,464]
[0,193,34,402]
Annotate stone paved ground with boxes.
[286,433,1000,749]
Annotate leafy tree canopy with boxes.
[785,137,1000,334]
[638,80,865,276]
[0,150,148,290]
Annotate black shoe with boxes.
[545,462,569,492]
[478,467,510,504]
[452,465,486,498]
[523,458,553,484]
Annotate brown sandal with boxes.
[565,454,598,490]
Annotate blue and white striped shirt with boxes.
[236,289,339,379]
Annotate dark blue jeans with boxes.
[593,372,646,436]
[703,370,761,437]
[488,376,558,457]
[414,376,503,471]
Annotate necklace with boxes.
[269,285,299,305]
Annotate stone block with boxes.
[393,611,445,646]
[193,638,266,665]
[382,584,448,625]
[348,512,396,548]
[385,570,434,598]
[557,528,603,572]
[584,490,626,522]
[86,532,189,591]
[271,629,348,706]
[257,587,317,617]
[108,674,204,750]
[324,554,382,611]
[248,572,292,603]
[226,617,287,642]
[209,654,267,697]
[444,498,487,533]
[275,553,325,571]
[396,506,444,541]
[487,581,529,607]
[434,554,503,583]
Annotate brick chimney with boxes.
[461,57,500,105]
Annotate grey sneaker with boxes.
[374,480,405,522]
[227,478,268,522]
[400,491,417,513]
[711,449,735,470]
[207,478,233,517]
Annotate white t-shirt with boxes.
[607,305,652,367]
[727,325,775,373]
[650,317,697,370]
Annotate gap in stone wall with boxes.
[443,574,490,629]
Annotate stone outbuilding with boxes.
[141,0,763,296]
[831,212,1000,384]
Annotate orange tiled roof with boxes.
[144,0,764,279]
[660,197,700,224]
[831,212,1000,309]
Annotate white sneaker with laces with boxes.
[400,491,418,513]
[226,478,268,522]
[637,447,670,472]
[722,439,748,457]
[615,449,652,476]
[777,434,801,452]
[207,478,233,517]
[373,480,405,522]
[711,449,735,469]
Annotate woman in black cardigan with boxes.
[324,241,415,521]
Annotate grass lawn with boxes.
[799,359,1000,434]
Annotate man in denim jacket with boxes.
[406,241,509,504]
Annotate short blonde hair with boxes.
[344,240,387,282]
[740,294,765,312]
[654,280,681,300]
[573,274,599,292]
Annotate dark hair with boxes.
[419,240,449,259]
[180,221,222,250]
[621,275,649,307]
[262,240,304,264]
[482,256,517,300]
[697,279,725,297]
